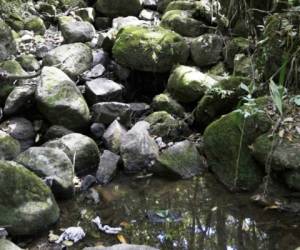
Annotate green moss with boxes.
[24,16,46,35]
[0,131,21,160]
[152,93,185,117]
[112,25,189,72]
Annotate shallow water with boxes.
[26,173,300,250]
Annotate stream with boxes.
[24,173,300,250]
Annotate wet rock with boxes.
[85,78,124,105]
[82,64,106,81]
[0,130,20,160]
[112,16,148,31]
[44,125,73,141]
[191,34,224,67]
[74,8,96,23]
[16,54,40,71]
[193,76,250,129]
[129,103,151,118]
[139,9,160,21]
[0,239,23,250]
[145,111,189,141]
[0,117,35,151]
[120,121,159,173]
[96,150,120,185]
[83,244,158,250]
[92,102,131,125]
[24,16,46,35]
[167,65,218,103]
[43,43,93,79]
[90,123,106,138]
[0,19,17,60]
[112,25,189,72]
[95,0,142,17]
[152,93,185,117]
[161,10,206,37]
[4,84,36,115]
[36,66,90,130]
[81,175,97,191]
[45,133,100,174]
[92,49,110,67]
[0,160,59,236]
[103,120,127,153]
[16,147,75,199]
[58,16,95,43]
[203,98,272,191]
[152,140,205,178]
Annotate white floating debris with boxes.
[55,227,85,244]
[92,216,122,235]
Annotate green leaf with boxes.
[269,80,284,116]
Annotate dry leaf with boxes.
[278,129,285,138]
[117,234,127,244]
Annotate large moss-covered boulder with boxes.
[16,147,75,199]
[43,43,92,79]
[161,10,206,37]
[95,0,142,17]
[0,19,17,60]
[0,160,60,235]
[36,66,90,130]
[112,26,189,72]
[0,130,20,160]
[194,76,250,129]
[24,16,46,35]
[152,140,205,179]
[204,99,272,191]
[167,65,218,103]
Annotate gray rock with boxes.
[139,9,160,21]
[0,117,35,151]
[103,120,127,153]
[44,125,73,141]
[81,175,97,191]
[16,147,75,199]
[152,140,205,179]
[0,130,20,160]
[129,103,151,118]
[143,0,158,9]
[92,102,131,125]
[96,150,120,185]
[112,16,148,31]
[59,16,95,43]
[0,19,17,60]
[92,49,110,67]
[36,66,90,130]
[85,78,124,105]
[4,84,36,115]
[0,160,59,236]
[191,34,224,67]
[120,121,159,173]
[83,244,158,250]
[74,8,96,23]
[43,43,93,79]
[82,64,106,81]
[90,123,106,138]
[0,239,23,250]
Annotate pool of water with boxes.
[26,173,300,250]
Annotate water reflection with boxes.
[28,173,300,250]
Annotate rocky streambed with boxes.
[0,0,300,249]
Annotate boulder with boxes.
[0,130,20,160]
[152,140,205,179]
[112,25,189,72]
[95,0,142,17]
[203,99,272,191]
[167,65,218,103]
[16,147,75,199]
[103,120,127,153]
[24,16,46,35]
[58,16,95,43]
[161,10,206,37]
[43,43,92,79]
[120,121,159,173]
[96,150,120,185]
[191,34,224,67]
[0,117,35,151]
[0,19,17,60]
[85,78,124,105]
[0,160,59,235]
[36,66,90,130]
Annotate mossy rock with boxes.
[24,16,46,35]
[16,54,40,71]
[112,25,189,72]
[0,130,21,160]
[5,13,24,31]
[152,93,185,117]
[167,65,218,103]
[161,10,206,37]
[194,76,250,129]
[95,0,142,17]
[0,160,60,235]
[165,1,205,12]
[203,98,272,191]
[252,134,300,172]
